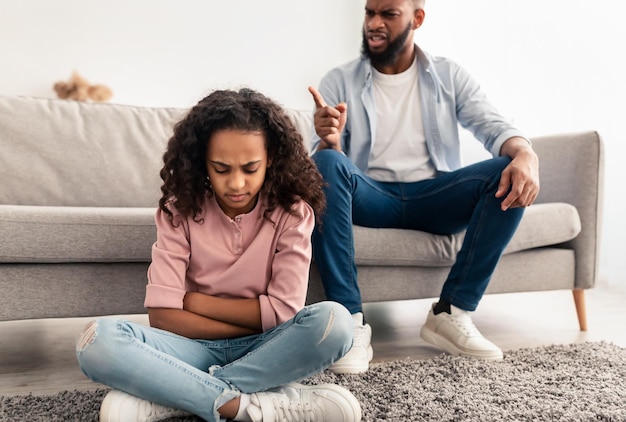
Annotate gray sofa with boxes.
[0,95,603,331]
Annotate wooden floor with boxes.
[1,284,625,397]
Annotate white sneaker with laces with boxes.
[420,302,503,360]
[246,382,361,422]
[328,313,373,374]
[99,389,192,422]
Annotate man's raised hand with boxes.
[308,86,347,152]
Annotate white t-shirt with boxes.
[368,57,437,182]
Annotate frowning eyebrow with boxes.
[365,6,400,15]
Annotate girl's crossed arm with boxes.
[148,293,262,340]
[183,292,261,330]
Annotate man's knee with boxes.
[312,150,354,184]
[493,155,512,171]
[312,149,346,170]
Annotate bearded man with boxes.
[308,0,540,373]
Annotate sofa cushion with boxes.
[353,202,581,267]
[0,205,155,263]
[0,95,314,209]
[0,96,186,208]
[1,202,579,265]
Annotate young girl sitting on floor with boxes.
[76,88,361,422]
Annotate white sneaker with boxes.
[99,389,192,422]
[328,314,373,374]
[246,382,361,422]
[420,302,503,360]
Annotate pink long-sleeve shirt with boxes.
[144,194,315,332]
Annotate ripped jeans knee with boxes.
[76,319,98,353]
[315,301,354,357]
[74,318,124,382]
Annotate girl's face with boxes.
[206,129,269,219]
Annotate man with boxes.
[308,0,540,374]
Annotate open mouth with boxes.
[367,32,387,49]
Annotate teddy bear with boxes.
[53,71,113,102]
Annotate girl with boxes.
[76,88,361,422]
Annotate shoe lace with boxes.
[144,401,186,421]
[352,324,368,346]
[449,310,481,337]
[272,397,317,422]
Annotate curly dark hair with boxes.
[158,88,326,225]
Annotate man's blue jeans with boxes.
[75,301,352,422]
[312,150,525,314]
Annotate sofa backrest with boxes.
[0,96,313,208]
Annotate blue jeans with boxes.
[312,150,524,313]
[75,301,352,422]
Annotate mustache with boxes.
[365,29,387,36]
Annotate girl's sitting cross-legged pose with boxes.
[75,88,362,422]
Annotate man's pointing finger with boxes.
[308,86,327,109]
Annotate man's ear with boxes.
[413,8,425,29]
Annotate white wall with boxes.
[1,0,624,286]
[0,0,362,110]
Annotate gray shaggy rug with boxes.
[1,342,624,421]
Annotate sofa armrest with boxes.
[531,131,604,289]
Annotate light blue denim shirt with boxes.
[310,45,525,173]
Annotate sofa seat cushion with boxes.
[353,202,581,267]
[1,202,580,266]
[0,205,155,263]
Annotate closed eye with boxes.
[211,163,230,174]
[208,160,262,174]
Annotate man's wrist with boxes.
[318,139,342,153]
[502,136,534,157]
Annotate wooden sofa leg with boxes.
[572,289,588,331]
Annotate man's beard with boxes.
[361,22,413,68]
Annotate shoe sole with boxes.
[420,326,503,360]
[328,345,374,374]
[287,382,362,421]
